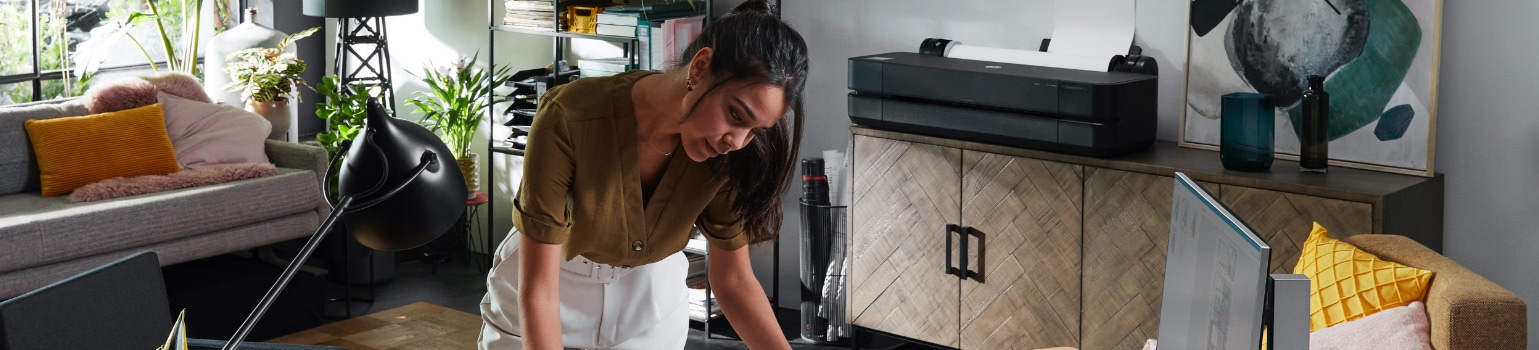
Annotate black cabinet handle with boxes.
[945,224,961,277]
[964,227,983,283]
[944,225,984,281]
[957,225,970,279]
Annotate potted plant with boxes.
[407,53,511,194]
[314,75,373,161]
[313,74,397,285]
[223,26,318,140]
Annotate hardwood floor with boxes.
[279,253,883,349]
[270,302,481,350]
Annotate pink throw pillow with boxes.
[82,77,159,114]
[157,92,271,168]
[140,72,212,103]
[83,73,211,114]
[1309,301,1432,350]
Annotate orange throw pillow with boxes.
[1293,222,1435,331]
[24,103,181,197]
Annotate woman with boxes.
[479,1,809,349]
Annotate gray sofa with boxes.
[0,98,330,300]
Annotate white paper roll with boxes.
[946,45,1112,72]
[942,0,1135,73]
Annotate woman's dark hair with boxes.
[677,0,808,245]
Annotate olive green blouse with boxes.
[512,70,749,267]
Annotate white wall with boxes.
[1435,1,1539,348]
[787,0,1539,346]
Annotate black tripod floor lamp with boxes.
[302,0,418,115]
[221,98,468,350]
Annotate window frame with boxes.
[2,0,227,105]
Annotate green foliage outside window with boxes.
[1,0,199,105]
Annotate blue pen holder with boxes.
[1220,93,1275,172]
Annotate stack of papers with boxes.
[687,287,719,320]
[504,0,556,31]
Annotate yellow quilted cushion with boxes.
[1294,222,1434,331]
[24,103,181,197]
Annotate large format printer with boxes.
[848,38,1158,157]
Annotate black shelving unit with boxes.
[484,0,735,336]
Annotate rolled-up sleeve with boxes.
[696,184,750,251]
[512,99,575,245]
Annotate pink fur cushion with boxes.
[81,78,159,114]
[83,72,211,114]
[140,72,212,103]
[157,92,270,167]
[68,162,277,202]
[1310,301,1432,349]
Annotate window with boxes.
[0,0,238,106]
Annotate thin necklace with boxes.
[648,132,674,156]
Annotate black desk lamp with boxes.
[222,98,466,350]
[302,0,418,115]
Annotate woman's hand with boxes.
[519,235,565,350]
[709,243,792,350]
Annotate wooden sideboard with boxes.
[848,126,1443,350]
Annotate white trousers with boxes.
[479,231,689,349]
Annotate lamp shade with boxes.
[338,98,466,251]
[302,0,418,18]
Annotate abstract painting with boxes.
[1181,0,1442,176]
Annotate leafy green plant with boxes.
[76,0,208,76]
[406,52,511,159]
[156,309,189,350]
[314,75,374,158]
[223,26,319,103]
[315,75,386,197]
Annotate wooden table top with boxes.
[267,302,481,350]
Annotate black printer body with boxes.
[847,40,1158,157]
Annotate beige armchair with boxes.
[1343,234,1527,350]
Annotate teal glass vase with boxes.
[1220,93,1275,172]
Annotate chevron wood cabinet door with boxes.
[956,151,1083,350]
[1219,185,1373,274]
[1080,168,1219,350]
[849,135,962,348]
[850,126,1442,349]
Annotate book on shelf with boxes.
[578,57,636,72]
[684,237,708,254]
[596,13,637,26]
[596,8,703,26]
[504,19,558,29]
[594,23,636,37]
[579,69,625,78]
[604,1,700,15]
[504,10,555,22]
[505,0,555,12]
[686,254,707,287]
[658,16,705,70]
[503,24,557,32]
[687,287,719,320]
[636,20,663,70]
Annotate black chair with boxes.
[0,252,343,350]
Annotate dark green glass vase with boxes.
[1299,76,1330,173]
[1220,93,1275,172]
